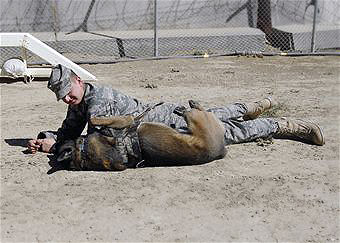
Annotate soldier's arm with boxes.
[56,105,87,142]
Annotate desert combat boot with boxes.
[273,118,325,146]
[244,97,274,120]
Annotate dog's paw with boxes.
[188,100,204,111]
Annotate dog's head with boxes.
[55,140,76,169]
[54,132,130,171]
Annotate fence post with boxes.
[154,0,159,57]
[311,0,318,52]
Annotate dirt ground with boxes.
[1,55,339,242]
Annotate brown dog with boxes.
[56,100,226,171]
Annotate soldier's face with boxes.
[62,77,85,105]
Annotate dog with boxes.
[55,100,226,171]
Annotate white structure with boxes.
[0,33,97,81]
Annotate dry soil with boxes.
[1,55,339,242]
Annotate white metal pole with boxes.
[311,0,318,52]
[154,0,159,57]
[0,33,97,81]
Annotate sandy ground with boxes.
[1,55,339,242]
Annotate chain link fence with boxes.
[0,0,339,64]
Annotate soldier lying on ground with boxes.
[27,64,325,159]
[54,100,227,170]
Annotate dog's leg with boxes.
[90,103,164,130]
[138,100,226,166]
[185,102,226,161]
[90,115,135,129]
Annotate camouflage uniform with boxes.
[45,82,278,146]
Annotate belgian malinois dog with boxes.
[56,100,226,171]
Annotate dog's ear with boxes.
[188,100,205,111]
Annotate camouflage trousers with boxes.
[143,102,279,145]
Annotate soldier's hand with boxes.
[27,139,42,154]
[27,138,56,154]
